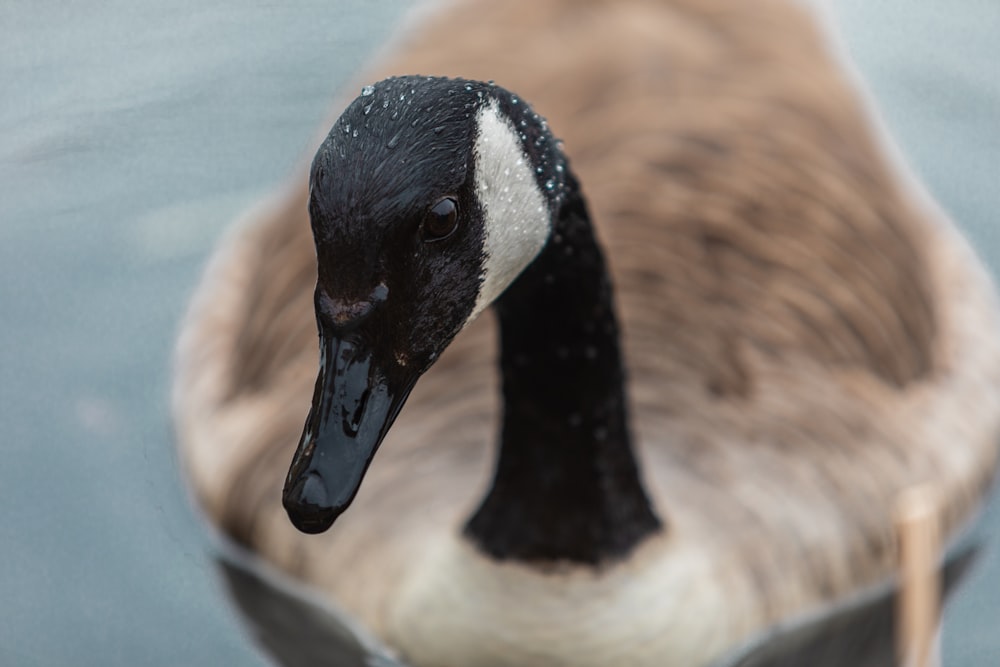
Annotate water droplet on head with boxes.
[545,179,556,191]
[361,85,375,97]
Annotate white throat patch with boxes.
[466,100,551,325]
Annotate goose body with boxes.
[173,0,1000,665]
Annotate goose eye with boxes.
[422,197,459,242]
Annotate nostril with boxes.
[283,470,339,534]
[342,387,371,437]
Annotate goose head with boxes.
[282,76,571,534]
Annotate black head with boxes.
[282,76,570,533]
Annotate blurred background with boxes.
[0,0,997,665]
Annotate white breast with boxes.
[383,534,759,667]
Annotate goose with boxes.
[173,0,1000,665]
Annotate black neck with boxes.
[463,174,662,565]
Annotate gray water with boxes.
[0,1,997,665]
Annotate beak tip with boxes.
[282,469,344,534]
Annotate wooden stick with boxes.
[894,485,942,667]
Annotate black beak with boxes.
[282,331,417,534]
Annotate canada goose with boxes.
[173,0,1000,665]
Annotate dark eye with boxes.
[421,197,459,242]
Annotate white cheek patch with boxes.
[465,100,551,326]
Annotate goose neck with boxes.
[463,174,663,565]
